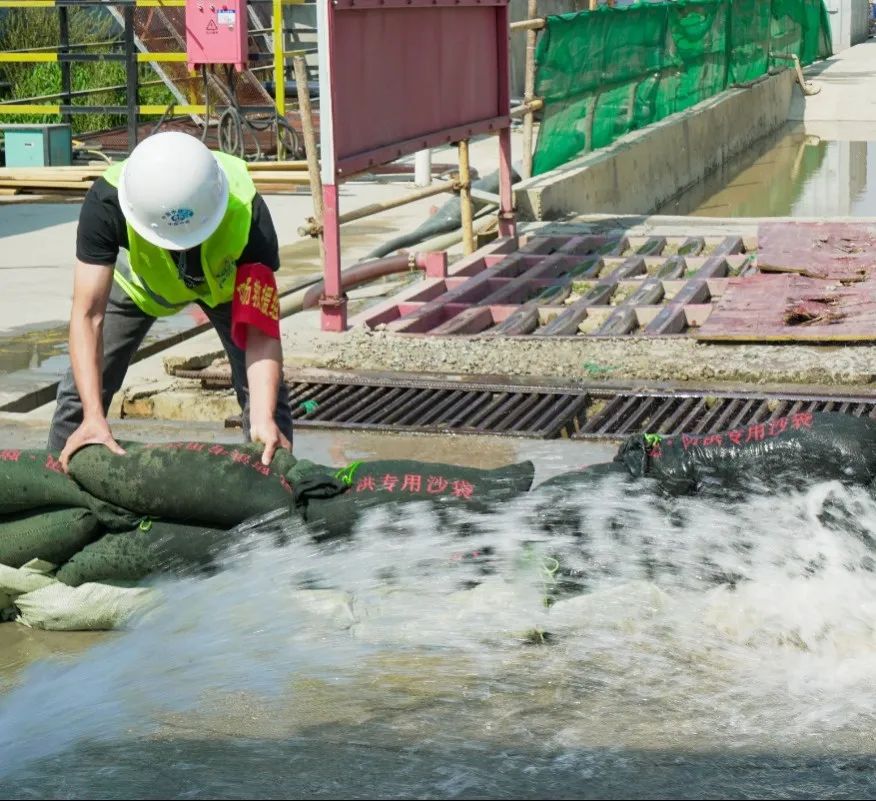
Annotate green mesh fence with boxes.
[532,0,832,175]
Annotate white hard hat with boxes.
[117,131,229,251]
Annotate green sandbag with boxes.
[55,520,236,587]
[68,441,295,528]
[269,447,298,479]
[531,461,631,493]
[0,507,100,568]
[0,449,93,513]
[286,458,335,485]
[0,447,142,532]
[303,459,536,540]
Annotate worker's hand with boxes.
[250,417,292,467]
[59,416,126,473]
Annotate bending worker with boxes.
[49,131,294,469]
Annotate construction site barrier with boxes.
[530,0,832,175]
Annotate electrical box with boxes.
[185,0,248,72]
[0,124,72,168]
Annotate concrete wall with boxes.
[825,0,871,53]
[515,69,796,220]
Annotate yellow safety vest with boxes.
[102,152,255,317]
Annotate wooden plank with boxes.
[758,222,876,281]
[696,274,876,342]
[0,179,95,190]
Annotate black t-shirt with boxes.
[76,177,280,288]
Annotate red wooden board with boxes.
[757,222,876,281]
[696,273,876,342]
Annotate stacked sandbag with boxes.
[614,411,876,495]
[0,508,100,569]
[531,461,632,494]
[301,458,536,539]
[67,441,296,527]
[15,581,159,631]
[54,520,237,587]
[0,449,108,568]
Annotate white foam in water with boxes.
[4,475,876,780]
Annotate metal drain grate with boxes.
[575,390,876,439]
[284,378,590,438]
[174,367,876,441]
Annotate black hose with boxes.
[365,168,519,260]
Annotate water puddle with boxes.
[660,122,876,218]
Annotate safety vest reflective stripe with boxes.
[114,250,188,313]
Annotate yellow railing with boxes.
[0,104,208,115]
[0,0,307,133]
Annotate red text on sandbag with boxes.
[680,411,815,451]
[355,473,477,498]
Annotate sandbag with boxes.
[615,411,876,495]
[68,441,295,527]
[14,581,159,631]
[55,520,237,587]
[0,508,100,568]
[0,449,92,514]
[0,446,159,532]
[303,459,536,539]
[532,461,632,493]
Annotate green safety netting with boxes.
[532,0,832,175]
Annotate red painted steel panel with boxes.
[329,4,509,176]
[696,274,876,342]
[758,222,876,281]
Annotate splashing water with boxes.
[4,474,876,797]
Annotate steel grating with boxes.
[171,368,876,440]
[353,233,756,337]
[574,389,876,439]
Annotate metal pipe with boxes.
[510,18,545,32]
[58,6,72,126]
[510,98,544,118]
[458,139,475,255]
[273,0,285,159]
[521,0,538,179]
[300,254,422,310]
[497,126,516,239]
[123,5,138,151]
[771,52,821,96]
[296,180,456,237]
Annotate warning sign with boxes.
[206,19,218,33]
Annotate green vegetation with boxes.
[0,8,174,135]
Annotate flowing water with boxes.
[1,427,876,798]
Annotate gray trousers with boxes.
[48,283,294,452]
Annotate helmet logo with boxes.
[163,208,195,227]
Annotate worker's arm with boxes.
[59,260,126,471]
[246,326,292,466]
[231,259,291,466]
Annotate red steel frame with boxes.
[316,0,516,331]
